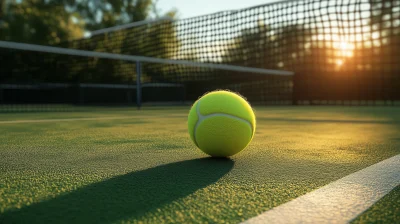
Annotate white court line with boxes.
[242,154,400,224]
[0,116,137,124]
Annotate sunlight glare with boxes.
[334,41,355,58]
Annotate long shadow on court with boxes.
[1,158,234,224]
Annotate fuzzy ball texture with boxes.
[188,90,256,157]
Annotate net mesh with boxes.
[0,45,293,112]
[64,0,400,105]
[1,0,400,112]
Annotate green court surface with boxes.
[0,106,399,223]
[351,185,400,224]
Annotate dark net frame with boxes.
[1,0,399,112]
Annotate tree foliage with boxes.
[0,0,168,45]
[224,22,314,71]
[0,0,84,45]
[67,0,153,31]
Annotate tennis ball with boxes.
[188,90,256,157]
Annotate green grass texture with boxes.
[0,106,399,223]
[351,185,400,224]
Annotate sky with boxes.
[157,0,278,19]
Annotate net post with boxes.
[292,72,298,105]
[0,86,3,111]
[79,83,85,106]
[181,85,186,105]
[0,85,3,104]
[136,61,142,110]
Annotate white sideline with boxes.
[242,154,400,224]
[0,116,136,124]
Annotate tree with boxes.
[223,22,315,71]
[0,0,4,18]
[58,9,179,84]
[0,0,179,84]
[69,0,154,31]
[0,0,167,45]
[0,0,84,45]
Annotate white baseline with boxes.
[242,154,400,224]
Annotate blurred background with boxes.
[0,0,399,111]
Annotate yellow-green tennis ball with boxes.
[188,90,256,157]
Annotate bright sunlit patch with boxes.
[345,51,353,57]
[340,41,349,50]
[372,32,380,39]
[338,41,355,51]
[333,41,355,63]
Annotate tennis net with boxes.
[62,0,400,105]
[0,41,294,112]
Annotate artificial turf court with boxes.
[0,106,399,223]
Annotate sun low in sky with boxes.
[335,41,355,67]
